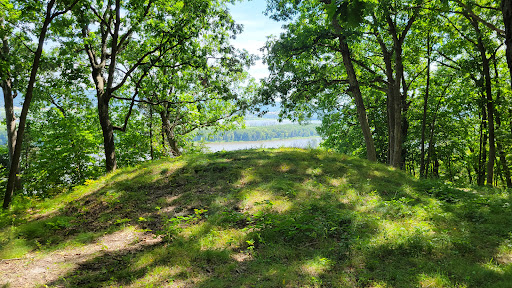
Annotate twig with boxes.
[0,257,26,262]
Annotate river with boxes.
[202,137,322,152]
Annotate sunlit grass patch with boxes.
[235,168,259,187]
[418,273,455,288]
[306,167,323,176]
[239,188,288,214]
[0,238,32,259]
[496,234,512,265]
[132,246,171,270]
[329,177,347,187]
[197,227,247,250]
[127,265,186,288]
[300,256,332,276]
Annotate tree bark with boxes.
[1,26,16,166]
[331,17,377,162]
[502,0,512,87]
[420,33,431,178]
[383,49,396,166]
[391,44,404,168]
[478,104,487,186]
[1,78,21,191]
[375,13,416,168]
[159,110,181,157]
[3,0,56,209]
[1,79,16,164]
[493,55,512,187]
[467,165,473,184]
[425,80,450,178]
[98,92,117,172]
[149,105,154,160]
[474,32,496,186]
[497,134,511,187]
[1,20,21,192]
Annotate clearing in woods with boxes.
[1,148,512,287]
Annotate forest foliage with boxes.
[260,0,512,187]
[1,0,512,208]
[194,124,319,142]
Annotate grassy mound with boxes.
[1,148,512,287]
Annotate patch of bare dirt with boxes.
[0,226,162,288]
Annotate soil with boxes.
[0,228,162,288]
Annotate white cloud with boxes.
[228,0,285,81]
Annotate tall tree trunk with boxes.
[91,68,117,172]
[377,13,416,168]
[391,45,404,168]
[468,15,496,186]
[1,29,16,167]
[425,91,445,178]
[467,165,473,184]
[98,97,116,172]
[420,33,431,178]
[159,111,181,157]
[400,72,410,170]
[425,113,436,179]
[502,0,512,87]
[478,105,488,186]
[433,157,440,178]
[389,14,416,168]
[1,79,21,191]
[496,125,512,188]
[383,50,396,166]
[149,105,154,160]
[424,78,451,179]
[3,0,56,209]
[331,18,377,162]
[1,79,16,163]
[493,56,512,187]
[477,40,496,186]
[1,21,21,192]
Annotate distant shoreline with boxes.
[198,136,321,144]
[201,136,322,152]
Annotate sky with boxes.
[227,0,285,81]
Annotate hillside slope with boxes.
[1,149,512,288]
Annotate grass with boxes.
[0,148,511,287]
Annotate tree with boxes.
[70,0,236,171]
[3,0,79,209]
[262,0,377,162]
[140,43,253,156]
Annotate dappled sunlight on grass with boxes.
[2,149,512,287]
[306,167,323,176]
[126,265,184,288]
[418,273,455,288]
[329,176,348,187]
[234,168,259,188]
[300,256,332,276]
[0,238,31,259]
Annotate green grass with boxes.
[1,148,512,287]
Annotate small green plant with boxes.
[246,239,255,252]
[158,209,208,242]
[45,217,73,230]
[115,218,131,225]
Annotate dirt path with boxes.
[0,227,161,288]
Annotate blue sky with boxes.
[227,0,285,81]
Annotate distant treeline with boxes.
[195,124,319,142]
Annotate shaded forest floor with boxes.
[1,148,512,287]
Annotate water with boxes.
[202,137,322,152]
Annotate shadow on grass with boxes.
[2,149,512,287]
